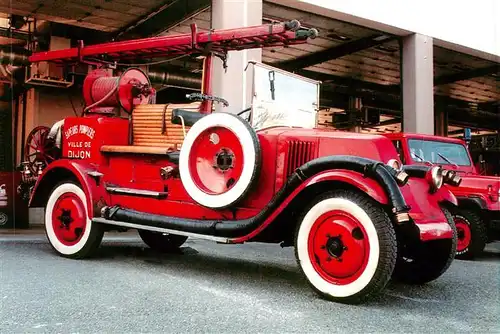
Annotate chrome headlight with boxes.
[387,159,402,171]
[428,166,443,192]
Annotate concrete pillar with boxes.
[348,96,362,132]
[211,0,262,114]
[402,33,434,134]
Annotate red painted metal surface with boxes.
[51,192,87,246]
[385,132,500,212]
[29,23,315,64]
[305,171,389,205]
[30,114,457,243]
[189,127,244,195]
[25,19,456,245]
[308,210,370,285]
[83,68,152,114]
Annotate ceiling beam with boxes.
[275,34,395,71]
[434,64,499,85]
[0,28,30,42]
[115,0,211,39]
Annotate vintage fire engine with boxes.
[385,132,500,260]
[22,21,462,304]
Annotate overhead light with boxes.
[373,35,391,41]
[327,33,351,42]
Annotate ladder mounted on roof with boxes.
[28,20,318,66]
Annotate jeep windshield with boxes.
[408,139,472,167]
[246,62,320,130]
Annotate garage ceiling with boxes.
[0,0,498,131]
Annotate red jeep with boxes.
[384,133,500,259]
[22,21,461,304]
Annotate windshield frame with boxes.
[246,61,321,131]
[407,138,472,166]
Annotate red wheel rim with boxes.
[51,192,87,246]
[188,127,244,195]
[308,210,370,285]
[24,126,55,174]
[454,217,471,252]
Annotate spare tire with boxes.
[179,112,261,209]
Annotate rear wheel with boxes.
[294,189,397,304]
[392,207,457,284]
[453,209,487,260]
[45,182,104,259]
[138,230,188,253]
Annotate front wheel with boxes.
[294,189,397,304]
[45,182,104,259]
[453,209,487,260]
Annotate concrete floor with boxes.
[0,229,499,333]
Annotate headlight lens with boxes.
[387,159,401,171]
[429,166,444,191]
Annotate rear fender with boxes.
[29,160,106,218]
[304,170,389,205]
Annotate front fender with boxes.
[436,186,458,207]
[29,159,105,218]
[304,170,389,205]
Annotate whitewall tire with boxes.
[179,112,261,209]
[45,182,104,259]
[295,189,397,304]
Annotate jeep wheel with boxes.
[392,207,457,284]
[45,182,104,259]
[138,230,188,253]
[453,209,487,260]
[294,189,397,304]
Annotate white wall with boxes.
[271,0,499,61]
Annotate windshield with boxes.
[407,139,472,166]
[248,62,320,130]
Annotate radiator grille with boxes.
[284,141,317,177]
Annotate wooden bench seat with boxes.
[100,102,201,158]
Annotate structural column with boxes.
[211,0,262,114]
[401,33,434,134]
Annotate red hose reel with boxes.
[82,67,153,114]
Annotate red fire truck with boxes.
[21,21,462,304]
[385,132,500,260]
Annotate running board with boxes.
[92,217,231,244]
[105,186,168,199]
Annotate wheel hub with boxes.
[57,208,74,228]
[51,193,86,246]
[188,126,244,195]
[308,210,370,285]
[454,217,471,252]
[326,236,346,258]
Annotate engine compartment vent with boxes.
[285,140,317,177]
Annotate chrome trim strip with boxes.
[92,217,231,244]
[105,187,168,199]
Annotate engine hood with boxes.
[258,127,401,164]
[454,174,500,192]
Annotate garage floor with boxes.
[1,231,499,333]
